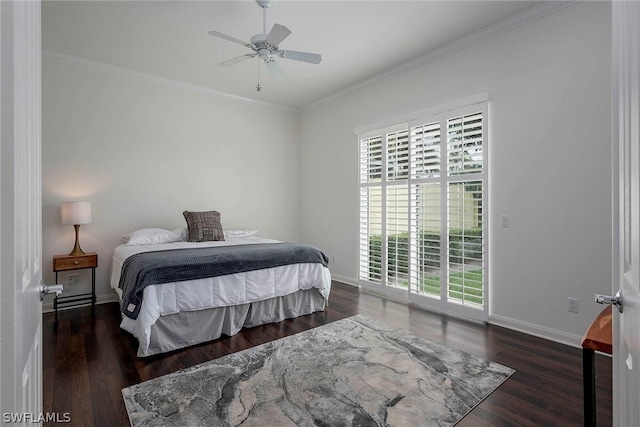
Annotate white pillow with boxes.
[172,227,188,241]
[122,228,181,245]
[223,229,258,239]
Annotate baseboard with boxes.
[489,314,583,349]
[330,275,587,349]
[331,274,359,287]
[41,292,119,313]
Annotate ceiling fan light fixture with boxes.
[250,34,267,46]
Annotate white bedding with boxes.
[110,237,332,354]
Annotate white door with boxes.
[0,0,43,424]
[612,1,640,426]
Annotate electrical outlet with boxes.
[68,273,79,285]
[332,255,336,264]
[568,297,578,313]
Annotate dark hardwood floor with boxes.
[43,281,612,427]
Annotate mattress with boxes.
[110,236,332,355]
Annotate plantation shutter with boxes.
[359,134,384,284]
[360,135,383,183]
[358,99,487,321]
[409,119,442,297]
[410,121,441,179]
[385,129,410,289]
[445,110,486,309]
[387,129,409,181]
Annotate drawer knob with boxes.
[74,261,79,265]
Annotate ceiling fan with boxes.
[208,0,322,89]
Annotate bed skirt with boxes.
[135,288,327,357]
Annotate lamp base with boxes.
[68,224,86,256]
[68,247,86,256]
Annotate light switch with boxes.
[500,215,510,228]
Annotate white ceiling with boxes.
[42,0,548,110]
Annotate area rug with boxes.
[122,314,514,426]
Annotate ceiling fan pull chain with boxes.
[256,58,262,92]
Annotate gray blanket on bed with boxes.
[118,243,329,320]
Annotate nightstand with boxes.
[52,252,98,320]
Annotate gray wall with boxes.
[298,1,612,345]
[42,59,300,304]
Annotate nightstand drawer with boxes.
[53,253,98,271]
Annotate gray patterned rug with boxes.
[122,314,514,426]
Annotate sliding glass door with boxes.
[359,103,488,321]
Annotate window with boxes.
[358,101,488,321]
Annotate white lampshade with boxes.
[61,201,92,225]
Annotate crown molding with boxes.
[42,50,298,114]
[43,1,578,115]
[300,0,579,113]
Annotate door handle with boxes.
[595,289,623,313]
[40,282,63,301]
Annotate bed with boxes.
[109,232,331,357]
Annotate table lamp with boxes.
[61,201,91,256]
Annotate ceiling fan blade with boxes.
[278,50,322,65]
[208,31,255,50]
[264,58,284,80]
[219,54,256,67]
[265,24,291,46]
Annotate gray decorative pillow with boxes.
[183,210,225,242]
